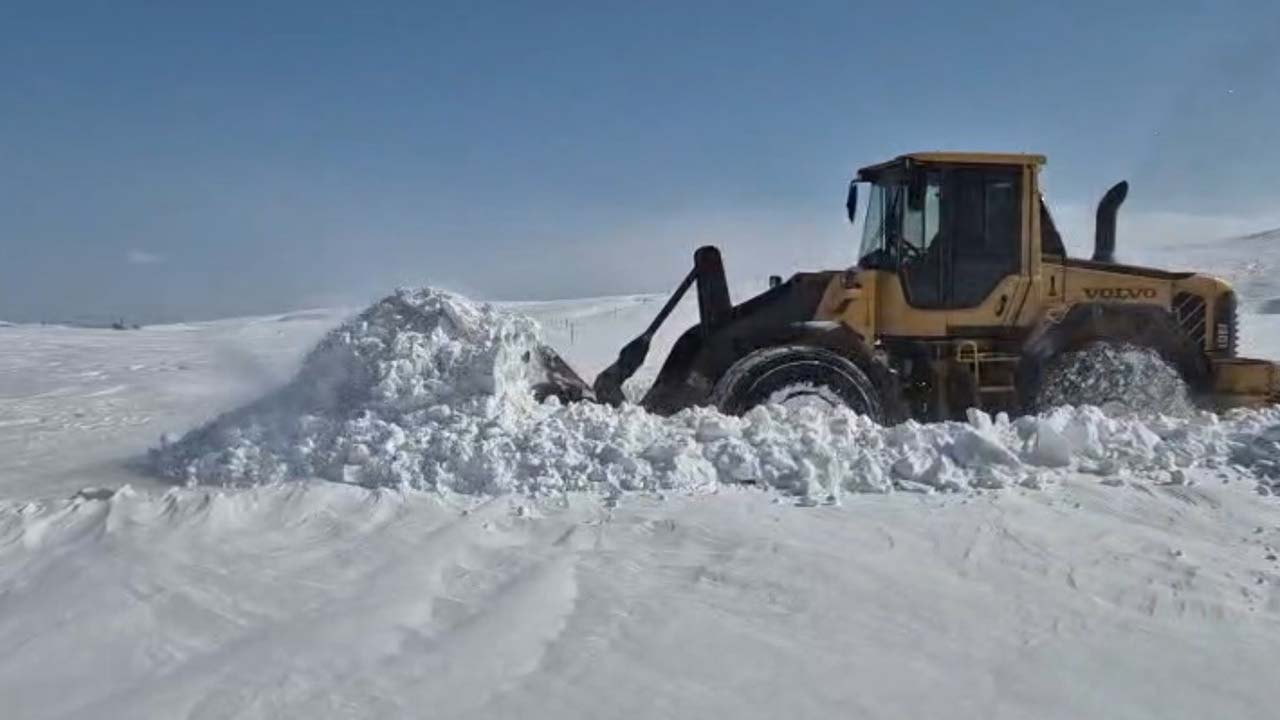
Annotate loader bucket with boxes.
[529,344,595,404]
[585,244,839,414]
[592,246,730,406]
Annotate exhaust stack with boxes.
[1092,180,1129,263]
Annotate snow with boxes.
[3,479,1279,719]
[0,310,347,501]
[764,380,848,409]
[3,233,1280,717]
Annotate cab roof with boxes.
[856,151,1046,179]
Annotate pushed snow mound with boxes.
[153,288,1280,497]
[152,289,570,488]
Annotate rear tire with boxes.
[710,345,886,421]
[1017,303,1209,415]
[1030,341,1193,415]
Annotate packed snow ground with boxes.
[5,479,1280,719]
[4,234,1280,718]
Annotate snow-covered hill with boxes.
[4,244,1280,717]
[1131,227,1280,308]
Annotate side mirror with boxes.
[845,181,858,224]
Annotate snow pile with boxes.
[153,288,1280,497]
[152,289,557,487]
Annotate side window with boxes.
[903,182,942,255]
[948,169,1022,307]
[897,167,1023,310]
[984,176,1020,256]
[900,173,945,306]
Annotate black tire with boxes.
[1017,303,1209,414]
[709,345,886,421]
[1028,341,1193,415]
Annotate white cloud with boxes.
[126,249,163,265]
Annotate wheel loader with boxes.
[551,151,1280,422]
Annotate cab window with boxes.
[860,165,1023,309]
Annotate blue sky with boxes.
[2,1,1279,322]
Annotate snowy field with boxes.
[4,236,1280,718]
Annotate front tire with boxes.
[710,345,886,421]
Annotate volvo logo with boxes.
[1083,287,1158,300]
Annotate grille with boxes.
[1172,291,1207,350]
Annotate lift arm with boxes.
[592,246,731,405]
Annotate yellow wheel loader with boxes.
[554,152,1280,422]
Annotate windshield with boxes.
[857,182,893,267]
[857,174,941,269]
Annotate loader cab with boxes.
[854,153,1039,311]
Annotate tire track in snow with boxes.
[71,496,507,718]
[15,490,589,720]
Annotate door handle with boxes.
[995,294,1008,316]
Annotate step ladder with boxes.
[954,341,1020,396]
